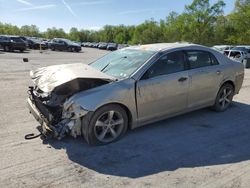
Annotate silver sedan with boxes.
[27,43,244,145]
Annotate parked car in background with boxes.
[81,42,86,47]
[0,35,26,52]
[27,37,48,50]
[27,43,244,145]
[41,39,50,48]
[231,46,250,54]
[118,44,129,49]
[224,49,250,63]
[107,43,118,51]
[49,38,81,52]
[212,45,234,53]
[19,36,31,48]
[98,42,108,49]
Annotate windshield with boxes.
[90,49,156,79]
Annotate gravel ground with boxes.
[0,48,250,188]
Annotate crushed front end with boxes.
[27,86,88,139]
[26,63,114,140]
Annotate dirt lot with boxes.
[0,48,250,188]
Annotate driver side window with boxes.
[142,51,185,79]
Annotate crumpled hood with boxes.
[30,63,115,93]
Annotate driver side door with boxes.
[136,50,189,123]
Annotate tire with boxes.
[51,47,55,51]
[212,83,234,112]
[4,46,10,52]
[19,49,24,53]
[82,104,128,145]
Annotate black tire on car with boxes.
[212,83,234,112]
[4,46,10,52]
[82,104,128,145]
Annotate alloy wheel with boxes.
[94,110,124,143]
[218,86,233,110]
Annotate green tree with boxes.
[183,0,226,45]
[45,27,66,39]
[226,0,250,44]
[68,27,80,41]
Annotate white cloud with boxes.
[16,0,32,6]
[15,4,56,12]
[62,0,77,17]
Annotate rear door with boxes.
[185,50,223,108]
[136,50,189,123]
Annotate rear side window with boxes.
[10,37,23,42]
[229,51,242,58]
[186,51,219,69]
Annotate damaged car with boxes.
[27,43,244,145]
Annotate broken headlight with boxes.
[63,102,88,119]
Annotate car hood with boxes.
[30,63,116,93]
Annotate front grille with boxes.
[29,87,62,125]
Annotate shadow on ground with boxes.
[0,50,30,53]
[44,102,250,178]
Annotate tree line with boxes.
[0,0,249,46]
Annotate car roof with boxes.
[126,42,203,52]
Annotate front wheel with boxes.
[4,46,10,52]
[83,104,128,145]
[212,83,234,112]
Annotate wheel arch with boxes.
[221,80,235,92]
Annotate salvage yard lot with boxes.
[0,48,250,188]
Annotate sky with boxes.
[0,0,236,32]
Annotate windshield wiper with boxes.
[100,56,128,72]
[101,62,110,72]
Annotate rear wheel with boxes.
[83,104,128,145]
[212,83,234,112]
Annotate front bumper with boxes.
[27,97,55,137]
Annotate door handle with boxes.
[178,77,188,82]
[216,70,222,75]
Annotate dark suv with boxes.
[0,35,26,52]
[49,38,81,52]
